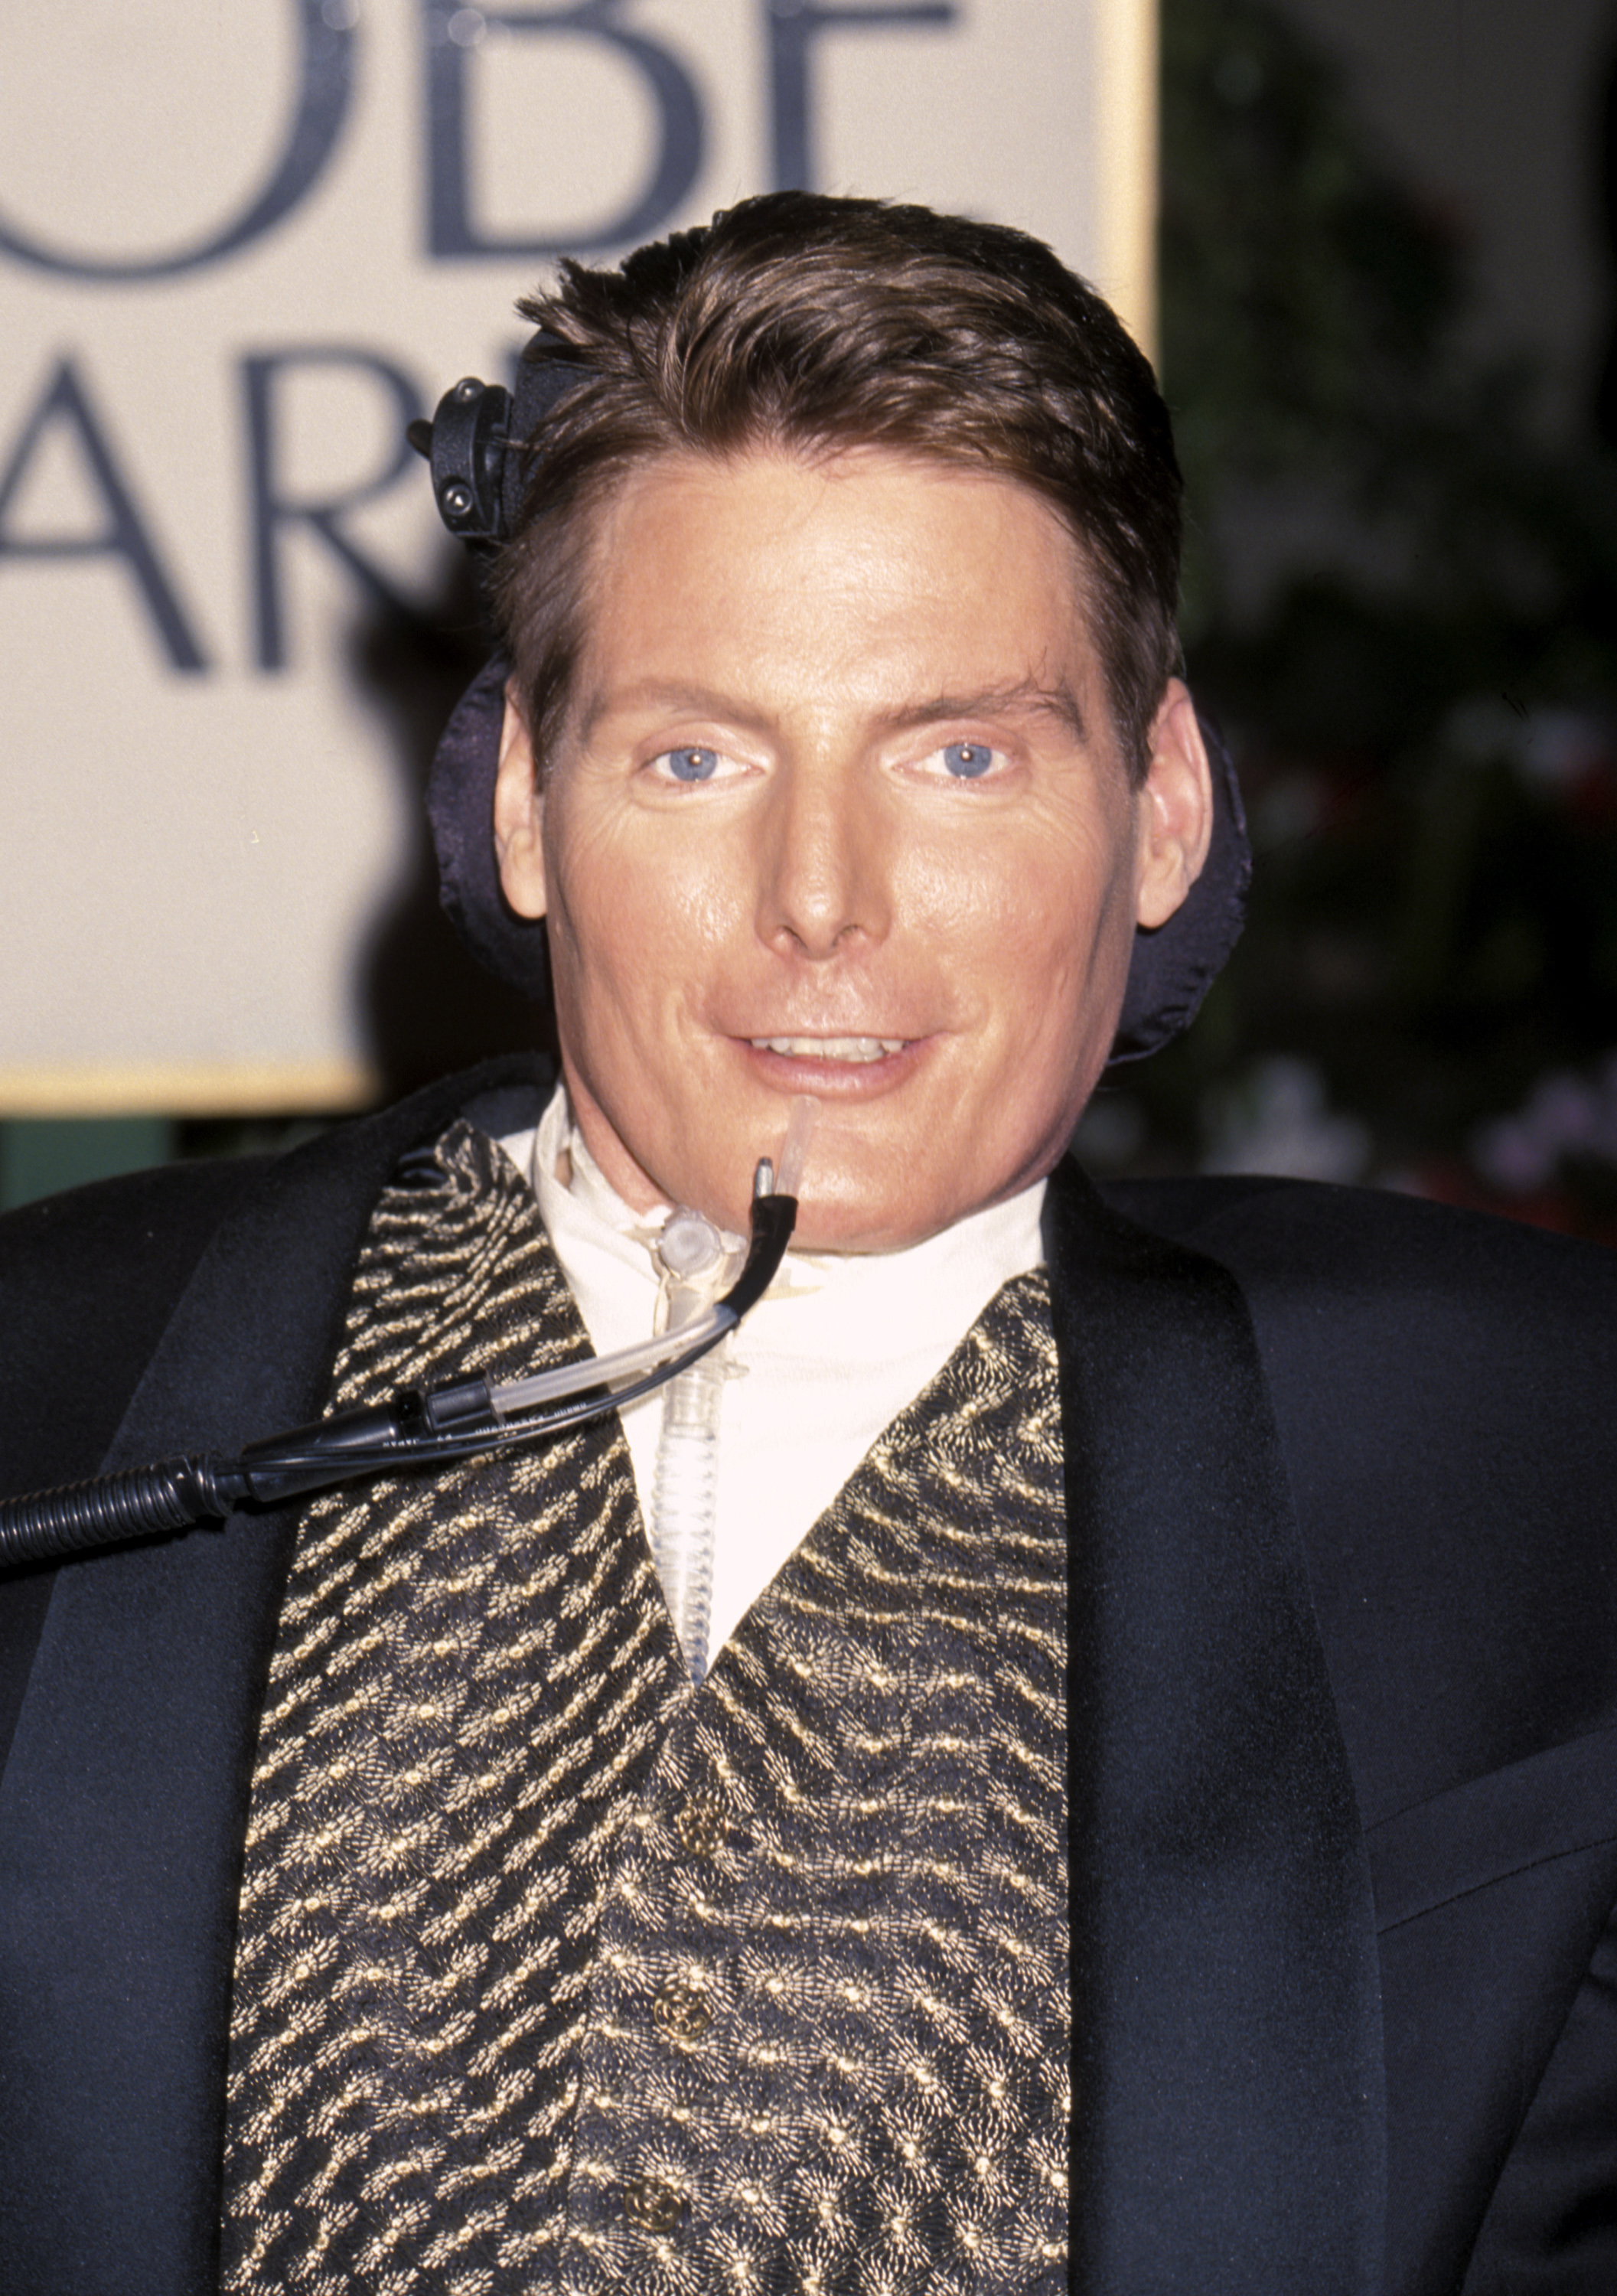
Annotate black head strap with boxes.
[1110,721,1250,1064]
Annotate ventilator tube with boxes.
[649,1209,733,1685]
[647,1097,817,1685]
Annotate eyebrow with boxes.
[577,676,1088,746]
[576,681,771,746]
[881,680,1088,743]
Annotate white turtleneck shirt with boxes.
[498,1084,1047,1664]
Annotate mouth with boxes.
[747,1035,908,1064]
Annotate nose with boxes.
[755,757,893,960]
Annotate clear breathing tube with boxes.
[650,1095,818,1685]
[0,1099,819,1574]
[648,1215,732,1686]
[486,1308,729,1419]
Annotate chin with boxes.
[786,1183,954,1257]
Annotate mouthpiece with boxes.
[774,1095,820,1199]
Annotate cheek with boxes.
[544,801,650,963]
[910,817,1134,1004]
[544,814,734,1036]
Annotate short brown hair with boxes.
[491,191,1183,784]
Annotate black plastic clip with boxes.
[412,375,513,545]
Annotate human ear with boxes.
[1134,679,1215,931]
[492,690,548,921]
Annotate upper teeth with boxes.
[751,1036,905,1062]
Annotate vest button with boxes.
[621,2175,690,2234]
[675,1790,727,1856]
[653,1978,714,2043]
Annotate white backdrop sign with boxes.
[0,0,1156,1112]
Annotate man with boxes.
[2,194,1615,2296]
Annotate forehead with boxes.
[569,443,1104,733]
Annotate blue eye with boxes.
[660,746,719,783]
[943,741,996,778]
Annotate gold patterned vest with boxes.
[220,1120,1068,2294]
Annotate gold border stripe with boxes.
[0,1060,382,1118]
[1094,0,1159,363]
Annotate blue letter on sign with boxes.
[766,1,955,191]
[243,350,425,672]
[0,360,209,670]
[0,0,355,282]
[425,0,703,258]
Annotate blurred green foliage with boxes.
[1104,0,1617,1232]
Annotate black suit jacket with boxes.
[2,1058,1615,2294]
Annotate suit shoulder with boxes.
[1,1153,266,1291]
[1089,1171,1617,1804]
[1095,1169,1616,1332]
[0,1055,552,1333]
[0,1156,269,1500]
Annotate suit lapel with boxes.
[0,1061,547,2296]
[1048,1159,1384,2295]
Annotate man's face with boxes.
[495,445,1209,1251]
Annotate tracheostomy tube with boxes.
[648,1097,818,1684]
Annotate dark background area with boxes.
[5,0,1616,1231]
[1079,0,1617,1239]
